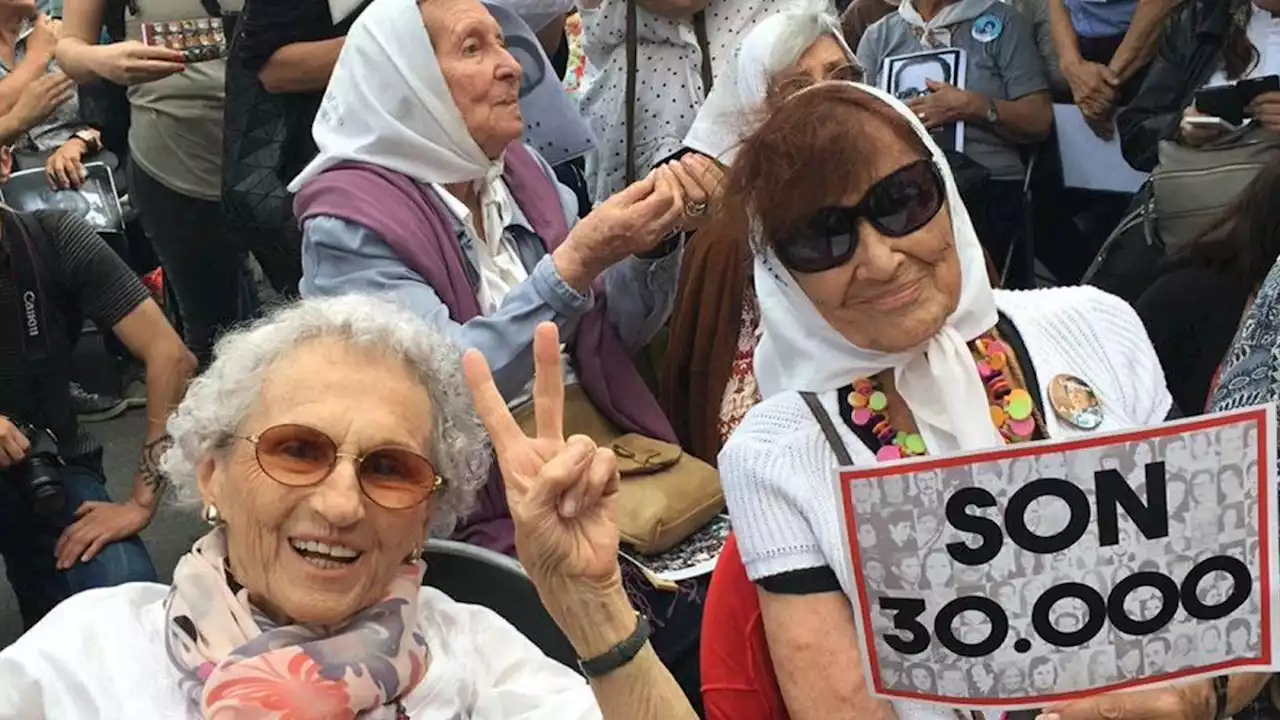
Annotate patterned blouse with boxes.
[0,17,84,153]
[1207,258,1280,720]
[718,286,762,447]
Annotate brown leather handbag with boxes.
[515,387,725,554]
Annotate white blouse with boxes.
[0,584,602,719]
[718,286,1172,720]
[577,0,814,202]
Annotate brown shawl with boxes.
[659,226,752,467]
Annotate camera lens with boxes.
[22,458,66,516]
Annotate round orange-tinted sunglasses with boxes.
[233,423,444,510]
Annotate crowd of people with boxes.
[0,0,1276,716]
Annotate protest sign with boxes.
[838,406,1278,710]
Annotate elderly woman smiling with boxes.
[709,80,1268,719]
[0,296,700,719]
[290,0,716,701]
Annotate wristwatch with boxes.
[71,129,101,153]
[984,99,999,125]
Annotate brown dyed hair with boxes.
[704,82,932,260]
[1223,0,1259,81]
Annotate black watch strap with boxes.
[577,612,651,679]
[1213,675,1229,720]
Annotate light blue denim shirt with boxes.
[1064,0,1137,39]
[300,155,681,406]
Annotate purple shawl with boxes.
[293,144,675,554]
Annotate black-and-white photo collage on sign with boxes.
[839,407,1277,710]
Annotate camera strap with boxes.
[6,212,52,365]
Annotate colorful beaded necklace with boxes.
[846,331,1040,461]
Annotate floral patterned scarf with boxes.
[164,529,429,719]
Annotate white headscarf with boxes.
[897,0,995,49]
[288,0,499,192]
[752,82,1003,453]
[683,0,853,165]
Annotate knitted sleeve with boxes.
[1064,286,1175,425]
[718,392,853,582]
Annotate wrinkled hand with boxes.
[10,71,74,129]
[1063,59,1118,118]
[1179,105,1225,147]
[908,80,983,129]
[55,500,150,569]
[0,416,29,469]
[94,40,185,86]
[1039,681,1209,720]
[45,137,87,189]
[1250,91,1280,133]
[665,152,724,234]
[463,322,622,593]
[555,165,687,284]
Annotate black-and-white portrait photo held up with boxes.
[838,406,1279,710]
[879,48,967,153]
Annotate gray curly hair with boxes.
[160,294,492,536]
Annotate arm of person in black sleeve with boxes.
[46,212,196,569]
[241,0,349,94]
[1115,4,1196,173]
[758,583,890,719]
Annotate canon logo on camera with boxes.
[21,290,38,337]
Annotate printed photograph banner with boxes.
[837,405,1279,710]
[0,162,123,234]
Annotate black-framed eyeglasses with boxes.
[234,423,444,510]
[775,158,946,274]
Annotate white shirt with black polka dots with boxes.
[577,0,820,204]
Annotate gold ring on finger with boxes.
[684,200,708,217]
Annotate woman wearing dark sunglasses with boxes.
[0,295,703,719]
[706,82,1250,719]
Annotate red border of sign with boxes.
[839,407,1272,707]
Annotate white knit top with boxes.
[718,286,1172,717]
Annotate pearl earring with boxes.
[202,505,221,526]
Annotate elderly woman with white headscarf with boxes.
[703,80,1247,719]
[662,0,858,464]
[0,295,702,719]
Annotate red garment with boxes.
[701,535,789,720]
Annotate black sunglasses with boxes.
[775,159,945,274]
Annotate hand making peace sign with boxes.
[462,322,623,593]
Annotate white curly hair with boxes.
[160,294,493,536]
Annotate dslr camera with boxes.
[3,422,66,516]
